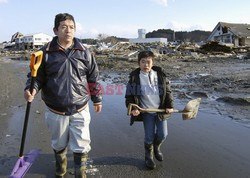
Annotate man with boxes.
[24,13,102,178]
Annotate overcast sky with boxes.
[0,0,250,42]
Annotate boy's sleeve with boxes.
[125,75,135,107]
[164,78,174,108]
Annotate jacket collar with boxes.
[46,36,85,52]
[130,66,166,76]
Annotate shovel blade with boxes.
[10,149,40,178]
[182,109,198,120]
[183,98,201,112]
[182,98,201,120]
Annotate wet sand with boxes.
[0,58,250,178]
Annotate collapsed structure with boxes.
[208,22,250,47]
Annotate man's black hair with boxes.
[54,13,75,30]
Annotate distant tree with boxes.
[97,33,108,41]
[80,38,98,45]
[80,35,128,45]
[96,35,129,45]
[146,29,211,42]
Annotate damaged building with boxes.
[208,22,250,47]
[14,33,52,50]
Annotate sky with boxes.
[0,0,250,42]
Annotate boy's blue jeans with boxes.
[142,113,168,144]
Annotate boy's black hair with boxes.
[54,13,75,30]
[138,50,155,63]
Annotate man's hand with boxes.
[94,103,102,113]
[24,89,37,102]
[131,109,140,116]
[165,108,174,114]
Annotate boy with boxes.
[125,50,174,169]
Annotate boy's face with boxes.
[139,57,153,73]
[54,19,75,44]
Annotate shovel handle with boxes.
[129,104,166,113]
[19,51,43,157]
[30,50,43,77]
[172,109,191,114]
[127,98,201,120]
[129,103,191,114]
[141,108,165,112]
[141,108,190,113]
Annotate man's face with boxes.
[54,19,75,44]
[139,57,153,73]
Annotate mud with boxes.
[98,55,250,127]
[0,56,250,178]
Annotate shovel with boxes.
[127,98,201,120]
[10,50,43,178]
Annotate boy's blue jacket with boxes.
[125,66,174,125]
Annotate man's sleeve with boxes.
[86,52,102,104]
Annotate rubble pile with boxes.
[199,41,232,53]
[1,40,250,63]
[92,41,250,66]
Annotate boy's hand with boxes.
[24,89,37,102]
[131,109,140,116]
[165,108,174,114]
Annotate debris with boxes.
[200,41,232,53]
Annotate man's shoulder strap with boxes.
[42,42,51,63]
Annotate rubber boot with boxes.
[73,152,88,178]
[144,143,156,169]
[154,140,164,161]
[54,148,67,178]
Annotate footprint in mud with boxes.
[67,158,100,176]
[0,155,14,166]
[7,146,16,153]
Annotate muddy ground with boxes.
[98,55,250,127]
[0,55,250,178]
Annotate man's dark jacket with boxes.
[125,66,174,125]
[25,37,102,115]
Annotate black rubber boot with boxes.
[54,148,67,178]
[144,143,156,169]
[73,152,88,178]
[154,140,164,161]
